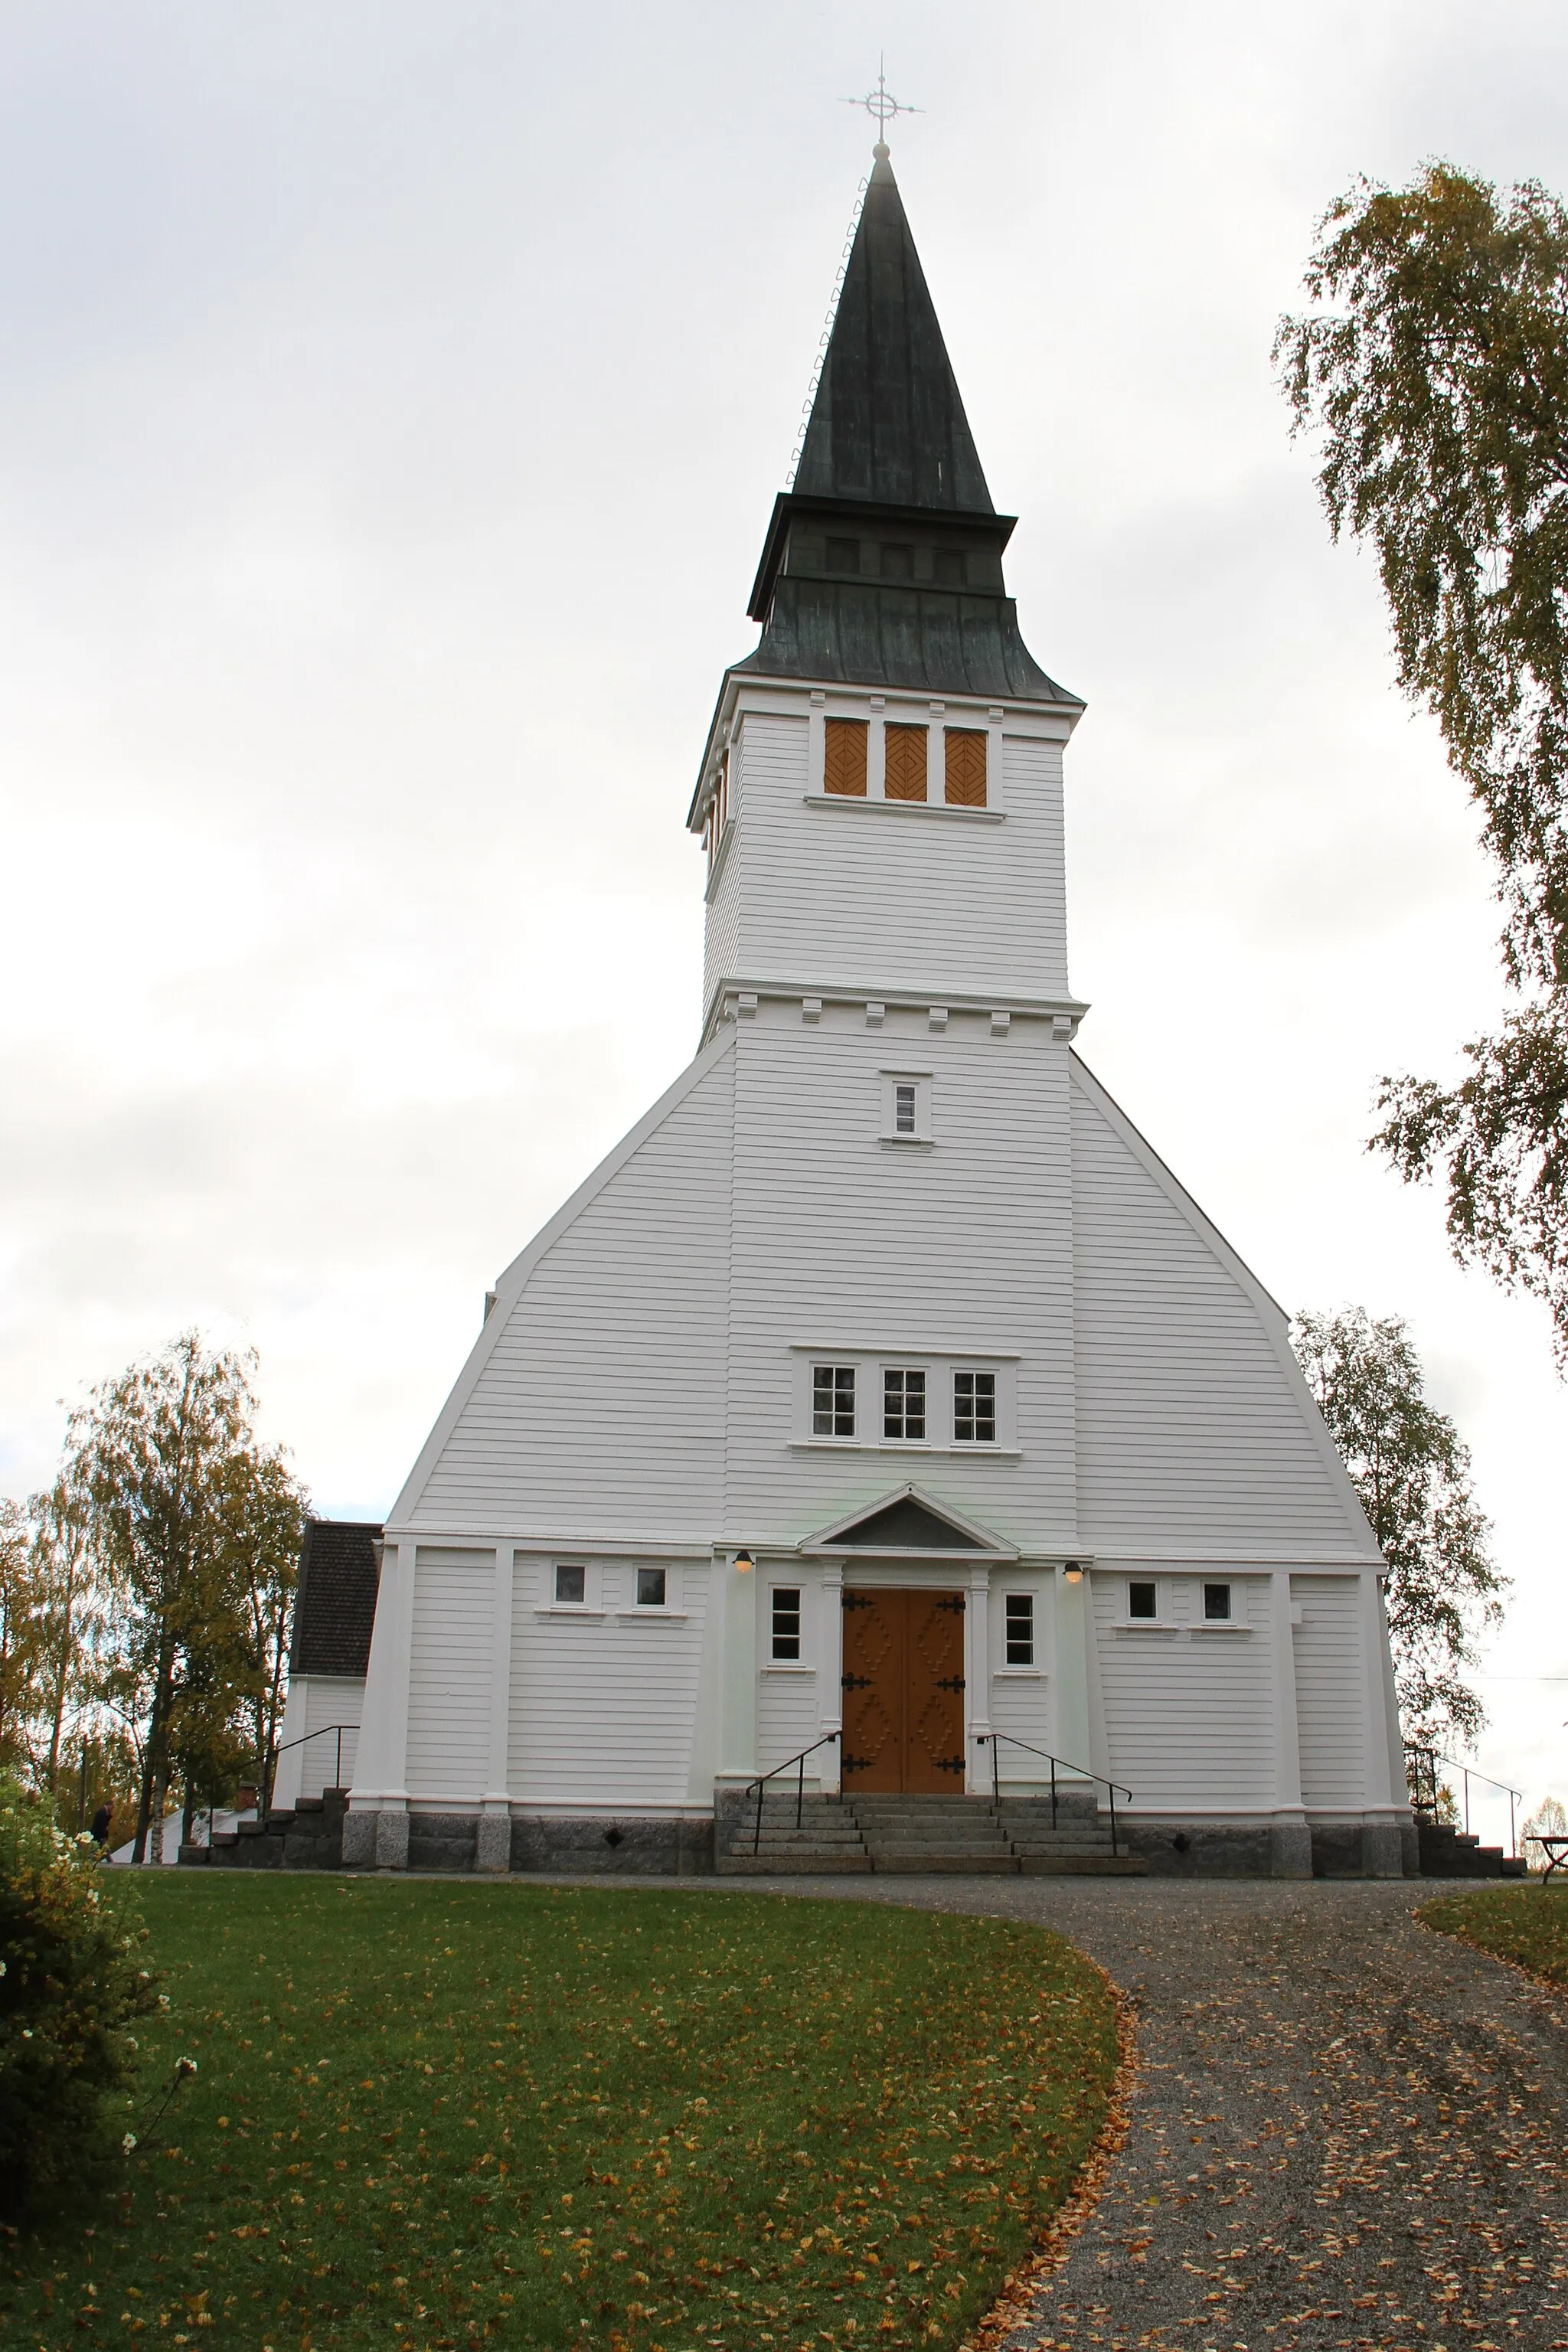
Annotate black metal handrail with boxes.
[264,1722,359,1822]
[973,1731,1132,1857]
[1405,1743,1523,1855]
[741,1732,841,1856]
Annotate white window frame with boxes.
[1185,1576,1251,1634]
[811,1362,858,1441]
[766,1582,809,1670]
[952,1367,999,1446]
[881,1364,928,1445]
[1125,1576,1162,1625]
[537,1558,605,1616]
[880,1070,933,1145]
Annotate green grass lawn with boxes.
[1419,1880,1568,1991]
[2,1876,1117,2352]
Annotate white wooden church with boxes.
[332,142,1413,1880]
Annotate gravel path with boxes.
[660,1873,1568,2350]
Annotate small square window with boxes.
[554,1563,586,1606]
[933,548,965,589]
[1004,1592,1034,1665]
[812,1364,855,1438]
[884,1367,926,1441]
[1203,1582,1232,1622]
[825,537,860,574]
[1127,1580,1158,1621]
[880,543,913,581]
[893,1082,917,1135]
[954,1370,996,1443]
[636,1567,668,1609]
[771,1587,802,1661]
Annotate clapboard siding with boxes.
[508,1560,708,1807]
[410,1044,732,1534]
[1292,1575,1367,1808]
[1072,1062,1363,1554]
[1093,1570,1274,1807]
[724,1018,1077,1547]
[758,1672,821,1772]
[292,1676,362,1802]
[725,710,1070,1001]
[405,1549,492,1800]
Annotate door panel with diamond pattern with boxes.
[841,1588,965,1792]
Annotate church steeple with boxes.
[793,147,994,514]
[741,149,1077,707]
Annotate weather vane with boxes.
[843,54,922,153]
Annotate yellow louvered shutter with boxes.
[824,718,868,796]
[943,727,987,807]
[884,723,928,802]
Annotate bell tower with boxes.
[689,142,1086,1045]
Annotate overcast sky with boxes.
[2,0,1563,1835]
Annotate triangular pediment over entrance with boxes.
[799,1485,1016,1560]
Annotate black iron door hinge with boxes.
[934,1595,966,1614]
[935,1674,965,1693]
[841,1671,871,1690]
[935,1754,965,1774]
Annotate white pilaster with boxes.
[1267,1569,1312,1878]
[345,1536,416,1869]
[868,697,887,797]
[475,1543,515,1873]
[1051,1566,1091,1769]
[808,691,825,792]
[717,1550,759,1785]
[818,1560,844,1792]
[965,1564,991,1791]
[1359,1569,1410,1878]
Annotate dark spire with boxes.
[794,149,993,513]
[736,148,1080,710]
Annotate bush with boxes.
[0,1772,160,2215]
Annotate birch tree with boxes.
[1278,166,1568,1361]
[1292,1307,1508,1747]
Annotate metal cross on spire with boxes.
[843,54,922,156]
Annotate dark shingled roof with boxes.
[289,1518,382,1680]
[740,151,1080,710]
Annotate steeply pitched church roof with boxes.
[793,150,993,514]
[739,146,1080,710]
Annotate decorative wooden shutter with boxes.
[884,723,929,802]
[823,718,868,797]
[943,727,987,807]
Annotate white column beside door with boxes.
[818,1561,844,1792]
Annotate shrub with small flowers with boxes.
[0,1772,161,2214]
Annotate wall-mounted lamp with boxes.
[1063,1561,1083,1584]
[733,1549,755,1573]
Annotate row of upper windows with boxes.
[824,716,986,808]
[812,1363,996,1444]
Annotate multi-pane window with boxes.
[893,1082,917,1135]
[771,1587,802,1661]
[1203,1582,1232,1622]
[812,1364,856,1438]
[1004,1592,1034,1665]
[884,1368,926,1441]
[554,1563,586,1606]
[953,1370,997,1443]
[824,717,868,797]
[1128,1579,1158,1621]
[883,721,929,802]
[635,1567,668,1609]
[943,727,987,808]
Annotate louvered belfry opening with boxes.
[823,717,868,796]
[883,722,928,802]
[943,727,987,808]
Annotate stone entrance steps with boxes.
[714,1792,1146,1876]
[1417,1819,1529,1879]
[191,1788,348,1870]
